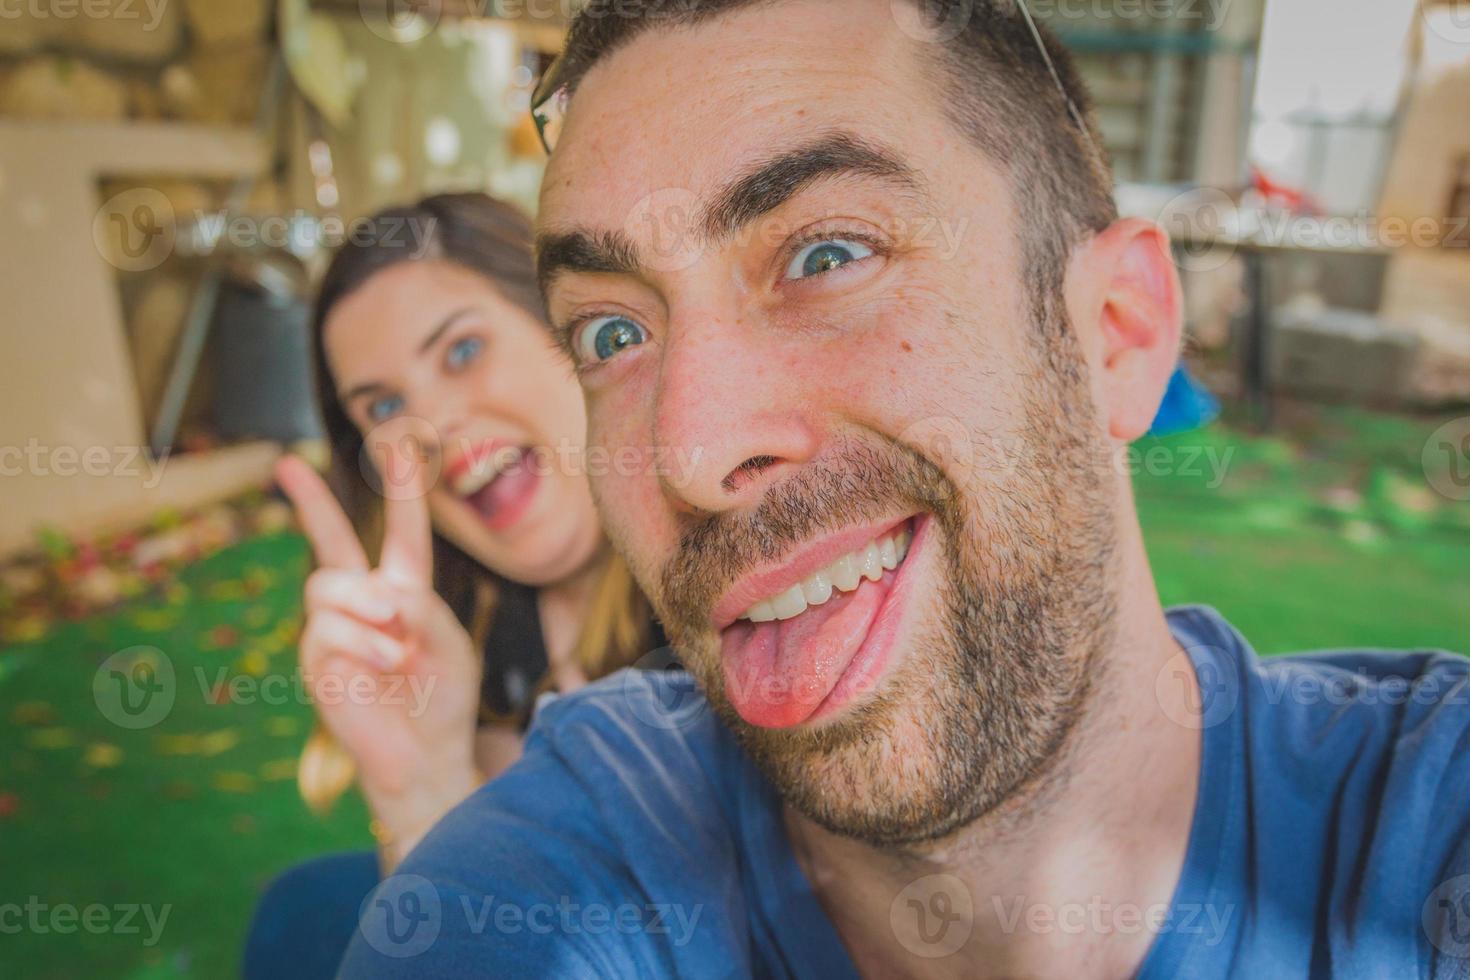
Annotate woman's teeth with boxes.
[739,527,912,624]
[452,448,522,497]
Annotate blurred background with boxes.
[1,0,1468,976]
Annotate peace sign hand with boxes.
[276,446,482,866]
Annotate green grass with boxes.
[1135,407,1470,653]
[1,405,1467,977]
[0,534,371,979]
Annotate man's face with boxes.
[539,0,1120,845]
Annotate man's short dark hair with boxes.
[551,0,1119,328]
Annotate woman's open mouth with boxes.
[716,514,928,729]
[450,444,542,532]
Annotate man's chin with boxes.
[706,598,1097,850]
[726,674,982,847]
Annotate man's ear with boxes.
[1070,218,1183,442]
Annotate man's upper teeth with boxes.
[740,527,912,623]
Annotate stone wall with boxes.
[0,0,271,123]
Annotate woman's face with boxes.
[324,259,603,587]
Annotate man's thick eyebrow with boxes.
[536,228,641,295]
[700,132,925,244]
[534,134,920,296]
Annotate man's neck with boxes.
[784,548,1201,979]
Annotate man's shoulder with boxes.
[435,667,732,852]
[338,669,747,976]
[532,664,715,739]
[1168,602,1470,718]
[1172,603,1470,813]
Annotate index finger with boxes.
[275,455,370,571]
[373,438,433,589]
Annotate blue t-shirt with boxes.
[339,606,1470,978]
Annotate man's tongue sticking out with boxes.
[720,570,896,728]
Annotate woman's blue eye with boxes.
[786,239,875,280]
[575,315,647,364]
[366,394,405,423]
[445,335,483,371]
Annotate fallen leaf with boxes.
[259,759,297,782]
[27,728,76,750]
[212,771,255,793]
[10,701,57,727]
[83,743,123,768]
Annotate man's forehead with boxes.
[538,0,934,227]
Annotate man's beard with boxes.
[652,320,1118,848]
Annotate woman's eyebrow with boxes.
[416,306,480,355]
[339,379,391,404]
[338,306,483,403]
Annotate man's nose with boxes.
[651,313,819,515]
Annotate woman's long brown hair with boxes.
[298,193,652,812]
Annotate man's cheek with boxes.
[584,421,669,569]
[602,497,678,614]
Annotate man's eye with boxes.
[445,335,484,371]
[367,394,405,422]
[785,239,875,280]
[574,315,647,364]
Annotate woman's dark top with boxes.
[478,580,670,728]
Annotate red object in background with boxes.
[1249,165,1323,215]
[209,625,239,648]
[0,792,19,818]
